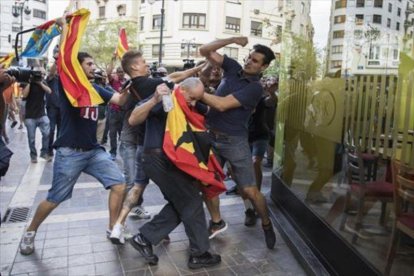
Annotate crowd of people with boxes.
[0,15,279,270]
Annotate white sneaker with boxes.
[131,205,151,219]
[20,231,36,255]
[109,223,125,245]
[123,226,133,240]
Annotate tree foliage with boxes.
[81,19,138,70]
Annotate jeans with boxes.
[47,106,61,155]
[140,152,209,255]
[119,141,138,188]
[24,116,50,159]
[108,110,124,156]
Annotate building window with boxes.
[396,22,400,30]
[182,13,206,29]
[141,0,145,3]
[33,0,46,2]
[250,21,262,36]
[387,18,391,28]
[368,45,380,60]
[140,16,144,31]
[152,14,164,30]
[152,44,165,57]
[33,9,46,19]
[335,0,347,9]
[397,7,401,16]
[373,14,382,24]
[117,4,126,16]
[331,60,342,68]
[356,0,364,8]
[223,47,239,59]
[334,15,346,24]
[393,49,399,60]
[12,25,21,32]
[225,16,241,33]
[99,6,105,18]
[374,0,383,8]
[354,29,363,39]
[388,3,392,12]
[333,30,345,39]
[180,43,201,58]
[301,2,305,14]
[226,0,241,3]
[355,14,364,25]
[332,45,343,54]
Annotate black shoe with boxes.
[188,251,221,269]
[40,153,53,162]
[263,222,276,249]
[130,233,158,265]
[208,220,228,239]
[225,185,239,195]
[244,209,257,227]
[11,121,17,128]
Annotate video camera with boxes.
[183,59,195,70]
[5,67,43,83]
[149,62,167,78]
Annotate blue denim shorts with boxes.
[47,147,125,204]
[250,139,269,158]
[134,145,149,186]
[210,133,255,188]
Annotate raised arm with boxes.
[199,37,248,66]
[167,62,204,83]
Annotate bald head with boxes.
[179,77,204,106]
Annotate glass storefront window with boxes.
[272,0,414,275]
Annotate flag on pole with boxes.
[115,28,129,59]
[20,20,61,58]
[163,88,226,199]
[0,53,15,68]
[57,9,103,107]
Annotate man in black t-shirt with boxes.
[22,68,52,163]
[19,51,131,256]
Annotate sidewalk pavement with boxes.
[0,125,306,276]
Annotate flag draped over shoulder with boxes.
[58,9,103,107]
[163,88,226,199]
[115,28,128,59]
[0,53,15,68]
[21,20,61,58]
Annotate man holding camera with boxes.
[22,67,52,163]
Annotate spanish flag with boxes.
[0,53,15,68]
[58,9,103,107]
[21,19,61,58]
[163,87,226,199]
[115,28,129,59]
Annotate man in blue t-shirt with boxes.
[19,52,131,255]
[199,36,277,249]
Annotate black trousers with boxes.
[140,152,209,255]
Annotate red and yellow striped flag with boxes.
[115,28,129,59]
[0,53,15,69]
[163,87,226,199]
[58,9,103,107]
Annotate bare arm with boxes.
[106,54,116,81]
[22,83,30,98]
[109,82,131,106]
[38,81,52,94]
[128,83,169,126]
[201,92,241,112]
[167,62,204,83]
[199,37,248,66]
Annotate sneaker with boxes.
[31,157,38,163]
[263,222,276,249]
[109,223,125,245]
[110,154,116,161]
[11,121,18,128]
[123,226,133,240]
[344,223,371,240]
[225,185,239,195]
[18,124,23,130]
[244,209,257,227]
[130,233,158,265]
[20,231,36,255]
[188,251,221,269]
[40,153,52,162]
[208,220,228,239]
[106,229,111,239]
[131,205,151,219]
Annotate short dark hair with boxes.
[77,52,92,64]
[252,44,275,65]
[121,50,143,75]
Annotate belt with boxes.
[143,148,163,154]
[70,147,91,152]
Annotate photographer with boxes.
[22,67,52,163]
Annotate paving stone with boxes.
[205,267,236,276]
[92,241,115,253]
[93,250,119,263]
[94,261,123,275]
[68,244,93,256]
[124,268,152,276]
[67,227,90,237]
[68,253,95,267]
[42,246,68,259]
[46,229,69,239]
[44,237,68,249]
[68,264,95,276]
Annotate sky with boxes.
[48,0,332,50]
